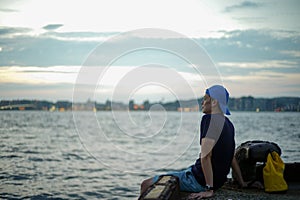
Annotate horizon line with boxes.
[1,95,300,104]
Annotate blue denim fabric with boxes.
[152,167,206,192]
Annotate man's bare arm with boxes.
[231,156,247,188]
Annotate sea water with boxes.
[1,111,299,199]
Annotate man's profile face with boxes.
[202,94,212,114]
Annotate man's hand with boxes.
[188,190,214,199]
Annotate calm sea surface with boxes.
[1,111,299,199]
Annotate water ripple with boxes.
[0,111,299,199]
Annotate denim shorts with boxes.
[152,167,205,192]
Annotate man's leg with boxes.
[140,177,154,195]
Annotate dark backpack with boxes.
[233,140,281,182]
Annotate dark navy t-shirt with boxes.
[191,114,235,190]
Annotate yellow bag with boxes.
[263,151,288,193]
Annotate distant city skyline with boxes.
[1,96,299,112]
[0,0,299,102]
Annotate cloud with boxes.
[0,27,299,90]
[0,26,31,37]
[224,70,300,97]
[0,28,299,80]
[0,28,216,70]
[232,17,266,24]
[0,65,204,102]
[0,8,18,12]
[0,31,99,66]
[0,26,122,66]
[42,31,119,42]
[42,24,64,31]
[0,66,80,84]
[224,1,262,13]
[0,82,75,101]
[2,29,299,61]
[218,60,297,69]
[200,29,300,63]
[280,50,300,58]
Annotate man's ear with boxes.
[211,99,218,107]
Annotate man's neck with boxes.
[210,109,223,115]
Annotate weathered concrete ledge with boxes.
[179,182,300,200]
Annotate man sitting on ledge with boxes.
[140,85,247,199]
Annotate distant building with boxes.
[0,97,299,112]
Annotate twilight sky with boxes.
[0,0,299,103]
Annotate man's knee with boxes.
[140,178,153,194]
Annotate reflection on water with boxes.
[1,111,299,199]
